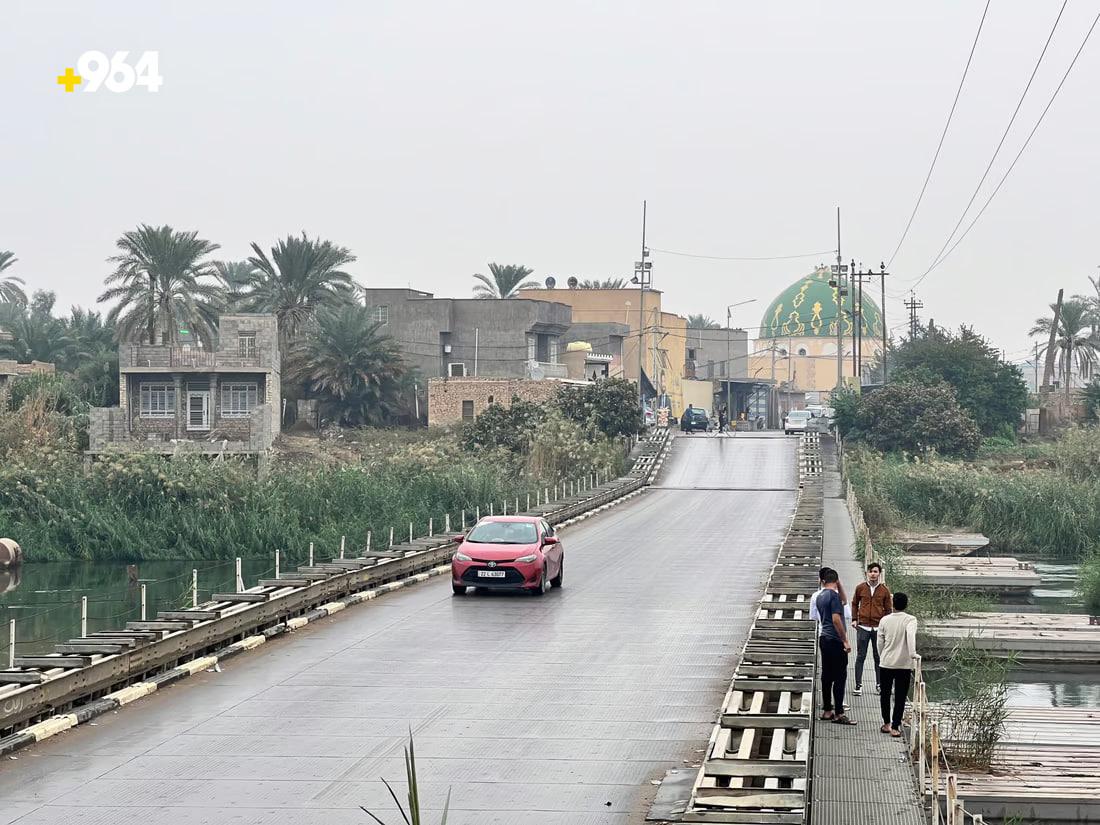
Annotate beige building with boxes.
[517,287,687,416]
[427,376,565,427]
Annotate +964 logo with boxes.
[57,51,163,93]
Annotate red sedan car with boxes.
[451,516,564,596]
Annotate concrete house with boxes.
[88,314,281,456]
[359,288,572,380]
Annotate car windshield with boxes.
[692,409,709,418]
[467,521,538,545]
[788,411,811,420]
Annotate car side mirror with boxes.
[453,533,465,542]
[543,536,559,545]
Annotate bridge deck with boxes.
[0,434,797,825]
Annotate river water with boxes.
[0,558,282,659]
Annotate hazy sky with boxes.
[3,1,1098,368]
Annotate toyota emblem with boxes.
[487,561,497,568]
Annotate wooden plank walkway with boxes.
[923,612,1100,665]
[946,707,1100,822]
[891,531,989,556]
[811,440,925,825]
[904,554,1040,593]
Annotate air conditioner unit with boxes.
[443,344,452,354]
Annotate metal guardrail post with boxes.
[340,535,346,559]
[141,584,147,621]
[429,518,433,537]
[235,558,243,593]
[275,549,280,580]
[192,570,198,608]
[9,618,15,668]
[932,722,942,825]
[389,527,394,547]
[308,542,314,567]
[81,596,88,638]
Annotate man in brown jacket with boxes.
[850,562,892,695]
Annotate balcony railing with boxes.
[525,360,568,379]
[125,345,263,370]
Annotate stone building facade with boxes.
[359,288,572,380]
[88,313,281,455]
[427,377,565,427]
[0,360,56,406]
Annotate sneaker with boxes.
[875,684,881,694]
[853,686,862,696]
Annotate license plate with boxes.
[477,570,506,578]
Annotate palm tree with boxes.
[687,314,721,329]
[472,263,538,299]
[578,277,628,289]
[98,225,221,345]
[238,234,357,349]
[0,292,81,366]
[1030,298,1100,397]
[211,260,256,311]
[0,251,28,306]
[290,304,409,426]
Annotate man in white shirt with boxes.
[877,591,919,737]
[809,566,849,629]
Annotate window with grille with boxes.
[461,400,474,420]
[373,305,389,325]
[221,382,259,417]
[238,332,257,358]
[139,383,175,418]
[449,362,466,377]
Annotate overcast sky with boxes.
[4,1,1098,367]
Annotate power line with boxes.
[886,0,991,268]
[907,1,1069,284]
[648,247,836,262]
[909,7,1100,291]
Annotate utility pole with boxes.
[1033,341,1040,393]
[633,201,651,415]
[849,259,863,382]
[880,262,888,383]
[904,292,924,338]
[833,208,845,388]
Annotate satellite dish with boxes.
[567,276,579,289]
[545,276,557,289]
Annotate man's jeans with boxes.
[855,626,880,690]
[818,636,848,715]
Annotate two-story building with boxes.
[359,288,573,380]
[88,313,281,456]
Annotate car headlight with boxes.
[515,553,538,563]
[454,551,471,562]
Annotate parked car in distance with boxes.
[680,407,711,433]
[783,409,812,435]
[806,404,826,418]
[451,516,564,596]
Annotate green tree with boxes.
[687,314,720,329]
[459,397,547,454]
[98,224,222,345]
[554,377,643,438]
[0,251,28,306]
[239,234,357,350]
[211,260,256,312]
[0,292,80,365]
[578,277,628,289]
[1030,298,1100,396]
[840,376,981,456]
[65,307,120,406]
[472,263,538,299]
[890,326,1027,436]
[291,304,409,426]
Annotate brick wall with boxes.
[427,377,562,427]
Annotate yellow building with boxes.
[748,266,884,404]
[517,287,686,415]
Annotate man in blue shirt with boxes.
[816,568,855,724]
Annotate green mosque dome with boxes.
[759,266,883,340]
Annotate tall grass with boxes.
[848,447,1100,559]
[0,431,626,563]
[933,641,1013,772]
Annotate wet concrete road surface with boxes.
[0,434,797,825]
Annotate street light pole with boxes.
[724,299,757,421]
[834,208,844,389]
[634,201,649,415]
